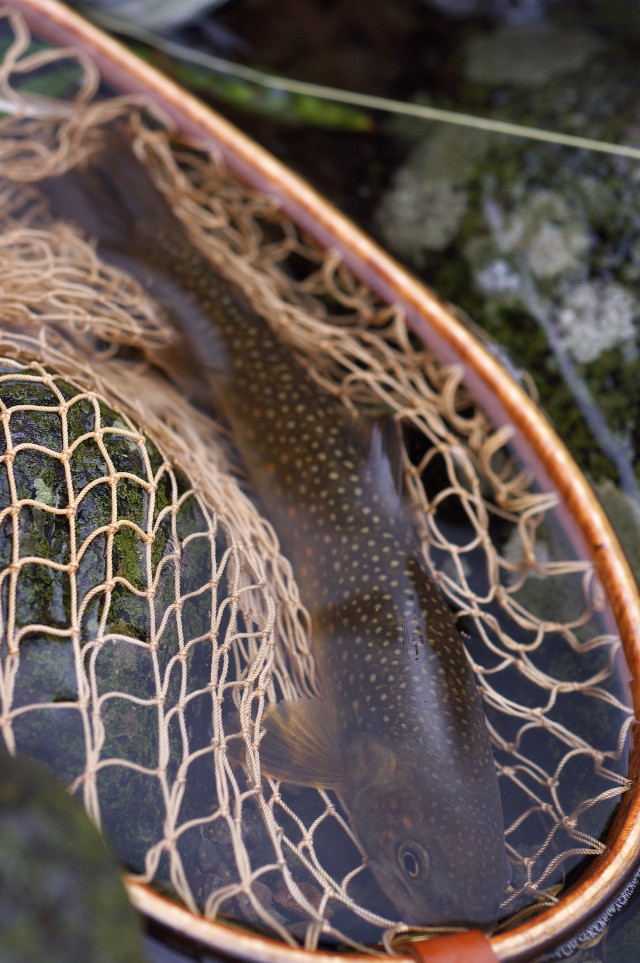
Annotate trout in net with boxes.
[40,123,508,928]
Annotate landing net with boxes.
[0,8,634,952]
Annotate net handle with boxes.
[395,932,499,962]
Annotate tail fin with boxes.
[38,122,181,254]
[38,121,243,408]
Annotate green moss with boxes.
[12,448,68,505]
[15,563,71,631]
[540,387,614,482]
[583,349,640,442]
[112,524,147,590]
[75,481,113,544]
[104,437,147,479]
[104,582,150,641]
[70,437,109,496]
[76,532,108,607]
[8,408,63,451]
[19,505,70,564]
[0,379,58,409]
[65,395,97,440]
[116,475,148,527]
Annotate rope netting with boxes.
[0,7,635,953]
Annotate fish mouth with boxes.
[368,855,500,928]
[366,857,432,925]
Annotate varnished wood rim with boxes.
[8,2,640,959]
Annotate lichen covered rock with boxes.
[375,12,640,490]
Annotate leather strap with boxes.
[394,930,499,963]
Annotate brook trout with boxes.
[40,124,508,926]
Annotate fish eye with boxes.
[397,840,429,881]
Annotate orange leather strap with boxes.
[394,930,499,963]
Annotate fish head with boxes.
[346,736,508,927]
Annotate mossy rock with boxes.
[376,16,640,490]
[0,751,146,963]
[0,360,224,878]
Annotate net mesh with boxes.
[0,7,635,953]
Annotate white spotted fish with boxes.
[40,124,508,927]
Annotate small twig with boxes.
[89,10,640,162]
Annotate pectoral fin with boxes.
[259,697,345,790]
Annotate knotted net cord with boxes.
[0,8,634,952]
